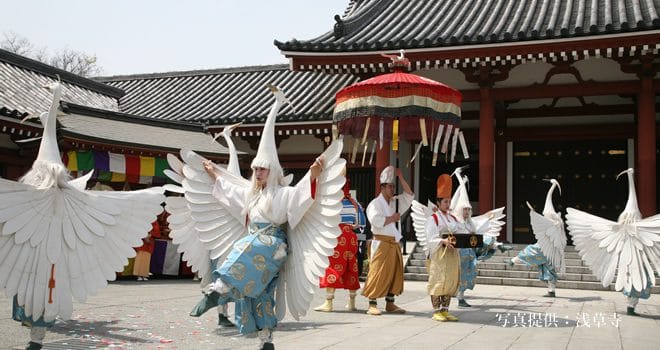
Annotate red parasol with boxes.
[333,52,466,165]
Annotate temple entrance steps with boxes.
[403,243,660,293]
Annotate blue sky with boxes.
[1,0,348,76]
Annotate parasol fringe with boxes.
[459,131,469,159]
[441,124,453,154]
[419,119,428,146]
[361,117,371,145]
[351,138,360,163]
[450,128,459,163]
[430,120,436,147]
[379,119,384,150]
[409,143,423,167]
[368,140,376,165]
[432,124,444,166]
[361,140,369,166]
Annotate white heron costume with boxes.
[448,168,506,307]
[566,168,660,315]
[164,85,346,348]
[165,121,243,327]
[0,82,165,349]
[509,179,566,297]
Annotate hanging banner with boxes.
[64,150,170,184]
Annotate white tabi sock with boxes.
[217,303,228,315]
[258,328,273,346]
[207,280,230,294]
[30,327,47,345]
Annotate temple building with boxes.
[275,0,659,243]
[0,0,658,244]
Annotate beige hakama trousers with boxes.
[133,251,152,277]
[427,247,460,296]
[361,235,404,299]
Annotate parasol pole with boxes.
[380,51,408,252]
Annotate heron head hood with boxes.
[250,85,290,188]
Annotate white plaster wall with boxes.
[494,57,640,88]
[416,67,477,90]
[278,134,324,154]
[573,58,638,82]
[501,61,554,87]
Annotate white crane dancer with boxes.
[0,81,165,350]
[165,121,244,327]
[449,167,507,307]
[566,168,660,316]
[509,179,566,297]
[165,84,346,350]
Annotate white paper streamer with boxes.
[450,127,459,163]
[441,124,454,154]
[419,119,428,146]
[409,143,423,166]
[351,138,359,163]
[379,119,384,150]
[368,140,377,165]
[432,124,444,166]
[361,117,371,145]
[458,131,469,159]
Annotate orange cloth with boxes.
[436,174,452,199]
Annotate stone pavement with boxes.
[1,279,658,350]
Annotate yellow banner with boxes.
[140,156,156,176]
[111,172,126,182]
[66,151,78,171]
[392,119,399,151]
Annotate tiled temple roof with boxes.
[275,0,660,52]
[99,65,358,125]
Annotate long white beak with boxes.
[226,121,243,132]
[20,114,38,124]
[451,164,469,178]
[212,121,244,142]
[616,168,633,180]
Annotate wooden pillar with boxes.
[375,144,389,194]
[637,74,656,216]
[479,86,495,213]
[494,106,507,241]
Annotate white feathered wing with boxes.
[528,202,566,274]
[472,207,506,238]
[276,138,346,320]
[566,208,660,292]
[410,200,433,257]
[164,149,249,284]
[0,179,165,322]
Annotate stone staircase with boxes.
[404,243,660,293]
